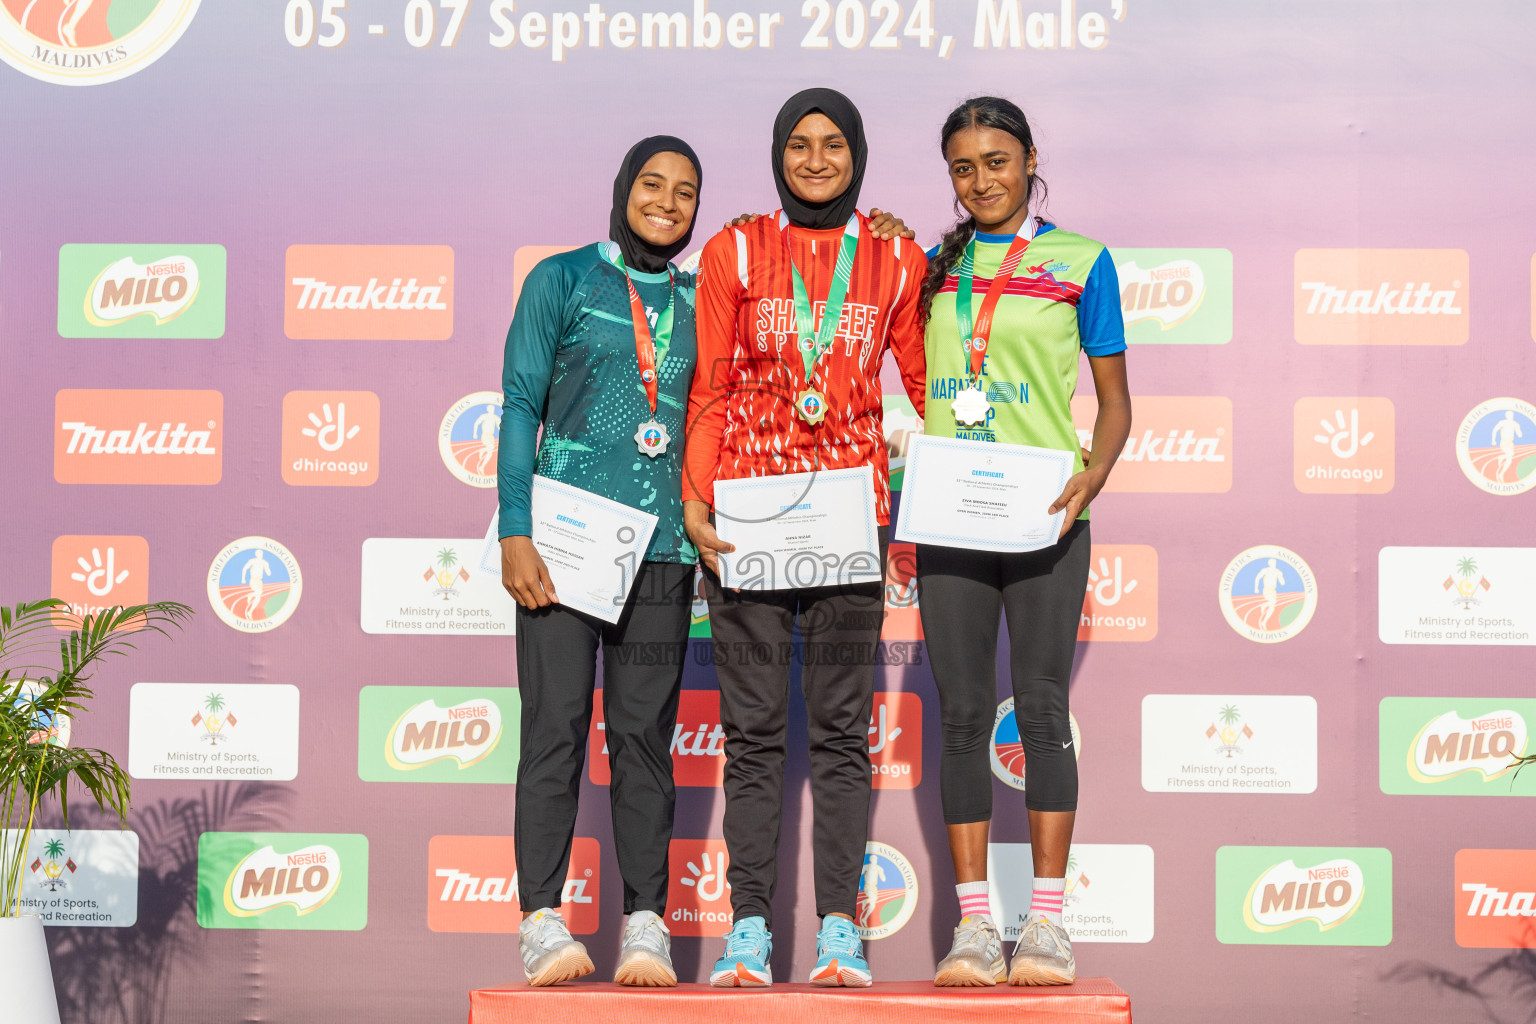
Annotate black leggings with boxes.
[916,521,1090,818]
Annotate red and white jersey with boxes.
[684,211,927,525]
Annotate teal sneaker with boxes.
[809,915,872,987]
[710,915,772,987]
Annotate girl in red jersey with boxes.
[683,88,928,988]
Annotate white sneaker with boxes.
[1008,913,1076,986]
[614,910,677,987]
[519,908,594,987]
[935,915,1006,986]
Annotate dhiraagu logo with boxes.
[1380,698,1536,795]
[1115,248,1233,345]
[197,832,367,931]
[58,244,226,338]
[1216,846,1391,946]
[358,686,518,783]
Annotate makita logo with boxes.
[1462,883,1536,918]
[284,245,454,340]
[1299,281,1462,316]
[1120,258,1205,328]
[591,689,724,787]
[1293,249,1469,346]
[60,420,216,456]
[1116,428,1225,463]
[290,277,447,311]
[1411,710,1528,782]
[54,390,224,485]
[88,255,199,326]
[227,844,341,916]
[670,722,725,757]
[1074,396,1231,493]
[1246,858,1363,931]
[434,869,590,905]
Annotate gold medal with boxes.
[795,389,828,425]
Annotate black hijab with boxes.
[771,88,867,230]
[609,135,702,274]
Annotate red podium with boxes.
[469,980,1132,1024]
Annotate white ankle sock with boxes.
[956,880,993,922]
[1030,877,1066,927]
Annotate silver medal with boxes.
[952,386,989,427]
[634,419,670,457]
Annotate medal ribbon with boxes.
[603,248,674,415]
[955,232,1032,385]
[782,214,860,384]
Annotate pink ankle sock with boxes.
[1030,878,1066,927]
[956,880,992,921]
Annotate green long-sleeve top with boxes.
[497,242,698,564]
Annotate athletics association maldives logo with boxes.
[439,392,501,488]
[1456,398,1536,496]
[206,537,302,633]
[990,698,1082,791]
[855,842,918,940]
[13,681,72,747]
[1219,546,1318,643]
[0,0,201,86]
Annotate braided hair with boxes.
[918,97,1048,321]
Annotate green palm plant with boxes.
[42,838,64,860]
[1456,556,1478,578]
[1219,704,1241,728]
[203,693,225,714]
[436,548,458,569]
[1,599,192,917]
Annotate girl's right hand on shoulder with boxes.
[501,535,558,610]
[683,499,735,578]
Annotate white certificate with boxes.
[714,465,882,591]
[495,476,658,623]
[895,435,1072,553]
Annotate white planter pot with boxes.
[0,914,62,1024]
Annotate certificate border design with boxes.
[715,465,880,590]
[895,435,1073,551]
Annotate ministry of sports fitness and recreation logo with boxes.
[206,537,302,633]
[198,832,368,930]
[854,841,917,941]
[1208,703,1254,758]
[0,0,201,86]
[1456,398,1536,496]
[423,546,472,600]
[990,698,1082,791]
[188,690,237,744]
[28,836,78,892]
[1219,546,1318,643]
[439,392,501,488]
[1115,248,1233,345]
